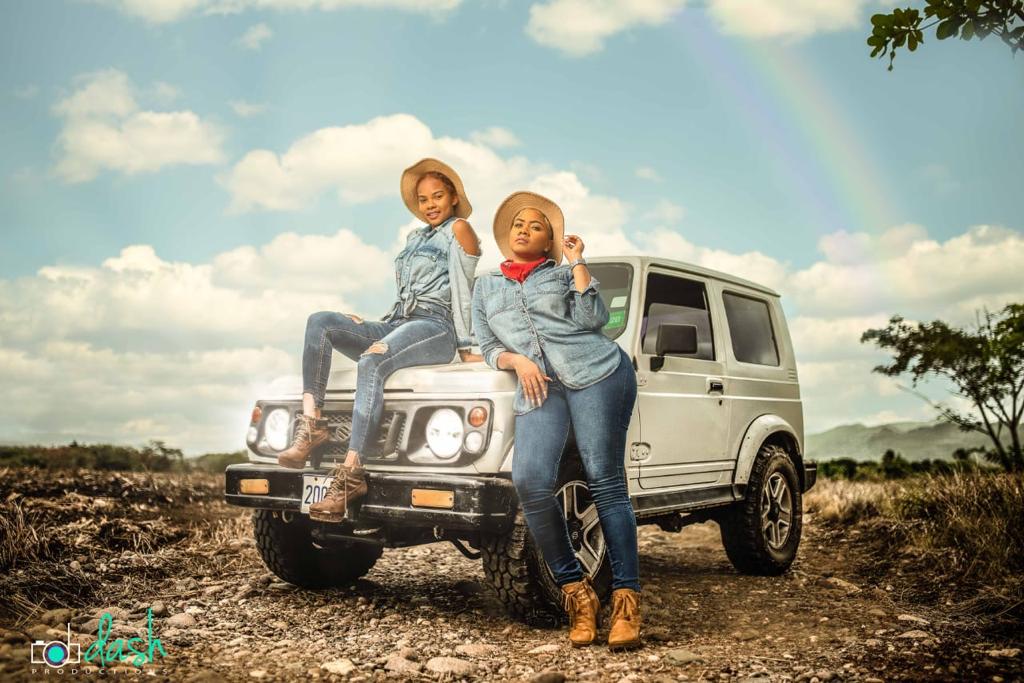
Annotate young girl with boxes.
[471,191,641,649]
[278,158,482,522]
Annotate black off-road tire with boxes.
[719,443,803,576]
[480,457,613,625]
[252,510,382,589]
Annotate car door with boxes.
[634,269,733,491]
[717,287,804,469]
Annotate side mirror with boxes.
[650,324,698,371]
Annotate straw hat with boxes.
[492,191,565,263]
[400,158,472,224]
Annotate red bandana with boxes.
[500,257,547,283]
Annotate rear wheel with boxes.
[252,510,382,588]
[719,444,802,575]
[480,456,612,624]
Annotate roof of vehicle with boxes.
[587,255,781,298]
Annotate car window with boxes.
[640,273,715,361]
[590,263,633,340]
[722,292,780,366]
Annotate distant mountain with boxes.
[805,421,991,462]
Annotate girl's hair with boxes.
[417,171,458,199]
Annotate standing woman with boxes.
[278,158,482,522]
[471,192,641,650]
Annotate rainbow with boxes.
[676,14,903,239]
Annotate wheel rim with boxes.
[546,479,606,579]
[760,472,792,550]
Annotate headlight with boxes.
[425,408,464,459]
[263,408,291,452]
[464,431,484,453]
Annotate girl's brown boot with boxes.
[607,588,641,650]
[561,576,600,647]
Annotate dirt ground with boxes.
[0,469,1021,682]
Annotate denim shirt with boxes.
[471,260,622,415]
[384,216,480,349]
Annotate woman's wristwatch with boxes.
[568,257,587,271]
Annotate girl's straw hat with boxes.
[492,191,565,263]
[400,158,473,223]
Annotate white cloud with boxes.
[0,227,397,452]
[706,0,871,38]
[53,69,225,183]
[526,0,685,56]
[2,217,1020,450]
[470,126,521,149]
[790,224,1024,318]
[98,0,207,23]
[221,113,624,227]
[237,22,272,50]
[635,166,662,182]
[100,0,461,24]
[230,100,268,117]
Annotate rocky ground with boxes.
[0,468,1021,682]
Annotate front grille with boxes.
[321,410,404,458]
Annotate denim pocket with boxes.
[411,245,443,262]
[485,288,517,316]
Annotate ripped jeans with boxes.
[302,304,457,455]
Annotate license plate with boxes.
[300,475,334,514]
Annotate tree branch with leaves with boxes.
[861,303,1024,471]
[869,0,1024,70]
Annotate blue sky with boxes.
[1,0,1022,452]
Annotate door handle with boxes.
[707,378,724,394]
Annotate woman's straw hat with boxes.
[400,158,472,223]
[492,191,565,263]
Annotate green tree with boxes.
[868,1,1024,70]
[861,303,1024,472]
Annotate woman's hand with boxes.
[458,349,484,363]
[511,355,551,407]
[563,234,585,262]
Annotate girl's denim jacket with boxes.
[384,216,480,349]
[471,259,622,414]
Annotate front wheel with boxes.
[480,456,612,624]
[718,444,803,575]
[252,510,382,588]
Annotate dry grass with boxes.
[806,472,1024,627]
[0,469,234,622]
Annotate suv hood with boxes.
[326,361,516,394]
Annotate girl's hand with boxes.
[512,356,551,407]
[563,234,585,262]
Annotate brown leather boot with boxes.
[277,414,329,469]
[607,588,641,650]
[561,576,600,647]
[308,463,368,523]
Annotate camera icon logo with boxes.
[30,624,81,668]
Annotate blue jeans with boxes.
[511,348,640,592]
[302,305,457,455]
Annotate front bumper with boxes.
[224,464,518,533]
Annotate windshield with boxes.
[590,263,633,340]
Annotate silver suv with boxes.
[224,256,816,622]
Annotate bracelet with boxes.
[568,258,587,270]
